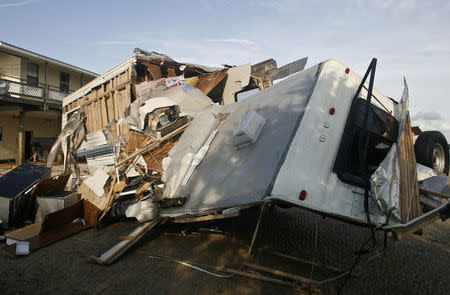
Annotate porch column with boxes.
[17,111,25,164]
[43,62,48,111]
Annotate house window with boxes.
[60,72,69,93]
[27,62,39,86]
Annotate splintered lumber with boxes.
[196,71,228,94]
[251,59,277,76]
[251,57,307,89]
[143,139,177,173]
[172,212,240,223]
[399,113,422,223]
[115,123,188,168]
[131,162,146,176]
[98,177,118,221]
[91,217,162,265]
[196,71,228,103]
[123,131,149,155]
[268,57,308,81]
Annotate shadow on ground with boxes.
[1,206,449,295]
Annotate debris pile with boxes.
[50,49,308,227]
[1,49,308,258]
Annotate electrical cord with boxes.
[336,229,377,295]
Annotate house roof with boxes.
[0,41,98,77]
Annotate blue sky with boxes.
[2,0,450,138]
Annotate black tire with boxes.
[414,131,449,174]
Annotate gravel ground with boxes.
[1,205,449,295]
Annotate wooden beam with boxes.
[268,57,308,81]
[17,111,25,164]
[399,114,422,223]
[119,236,134,241]
[91,218,162,265]
[173,212,240,223]
[251,58,277,76]
[79,80,131,108]
[250,57,307,90]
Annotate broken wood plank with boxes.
[173,212,240,223]
[115,123,188,168]
[131,162,146,177]
[251,57,307,89]
[119,236,134,241]
[196,71,228,100]
[268,57,308,81]
[91,217,162,265]
[399,113,422,223]
[123,131,150,154]
[142,139,178,173]
[98,177,117,221]
[251,59,277,76]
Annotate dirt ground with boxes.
[1,205,449,295]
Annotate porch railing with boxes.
[0,77,72,102]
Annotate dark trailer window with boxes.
[334,98,398,187]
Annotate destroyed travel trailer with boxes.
[2,49,449,274]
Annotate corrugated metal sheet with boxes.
[86,153,116,175]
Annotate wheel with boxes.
[414,131,449,174]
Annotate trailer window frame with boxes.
[333,97,398,187]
